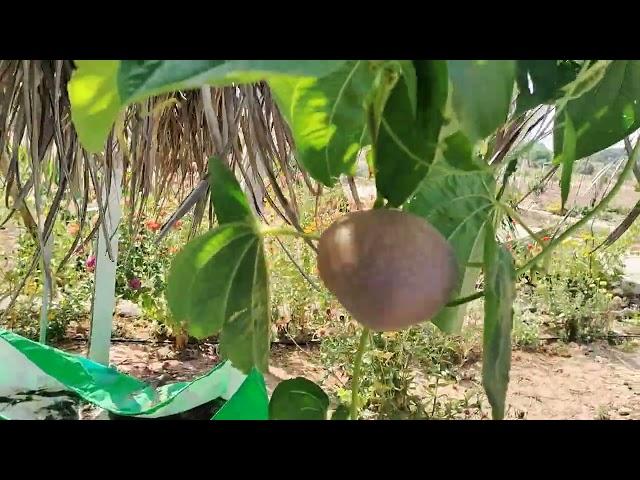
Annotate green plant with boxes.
[512,308,541,350]
[510,224,638,344]
[320,315,476,419]
[1,206,192,342]
[67,59,640,420]
[1,229,93,341]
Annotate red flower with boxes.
[128,277,142,290]
[173,219,183,230]
[542,235,551,242]
[85,255,96,272]
[526,243,534,251]
[145,220,161,231]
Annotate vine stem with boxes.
[516,138,640,275]
[497,201,544,247]
[350,327,370,420]
[446,290,484,307]
[260,226,321,242]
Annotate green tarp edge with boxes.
[0,329,269,420]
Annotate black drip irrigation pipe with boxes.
[538,334,640,341]
[63,336,322,346]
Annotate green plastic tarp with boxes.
[0,329,269,420]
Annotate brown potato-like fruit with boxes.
[317,209,458,331]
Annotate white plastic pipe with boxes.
[88,158,123,365]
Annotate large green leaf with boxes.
[515,60,581,114]
[165,223,269,373]
[70,60,346,154]
[208,156,254,225]
[448,60,516,142]
[269,377,330,420]
[482,225,516,420]
[268,60,378,186]
[404,150,495,333]
[67,60,122,153]
[375,61,448,206]
[118,60,347,104]
[555,60,640,160]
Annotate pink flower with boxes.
[85,255,96,272]
[146,220,161,231]
[128,277,142,290]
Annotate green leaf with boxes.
[515,60,581,114]
[558,60,612,105]
[482,225,516,420]
[555,60,640,160]
[442,130,483,171]
[70,60,346,153]
[559,112,577,211]
[208,156,254,225]
[165,223,269,373]
[404,153,495,334]
[118,60,347,104]
[67,60,122,153]
[448,60,516,142]
[398,61,418,116]
[269,60,378,186]
[375,61,448,206]
[331,404,350,420]
[269,377,330,420]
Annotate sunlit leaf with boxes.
[68,60,122,153]
[71,60,347,152]
[118,60,347,104]
[269,60,378,186]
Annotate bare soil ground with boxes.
[517,170,640,219]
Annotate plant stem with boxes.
[516,139,640,275]
[446,290,484,307]
[350,327,370,420]
[260,226,321,242]
[497,201,544,247]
